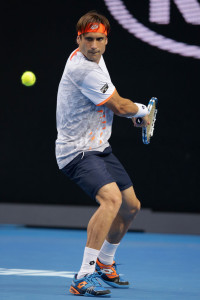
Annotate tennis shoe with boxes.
[96,258,129,288]
[69,272,111,297]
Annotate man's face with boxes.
[77,32,108,63]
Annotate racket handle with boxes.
[136,118,143,125]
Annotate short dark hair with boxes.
[76,11,110,36]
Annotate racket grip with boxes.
[136,118,143,125]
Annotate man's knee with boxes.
[106,192,122,210]
[121,187,141,217]
[124,196,141,215]
[96,182,122,211]
[134,198,141,213]
[122,197,140,220]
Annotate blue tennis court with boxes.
[0,225,200,300]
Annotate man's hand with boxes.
[132,115,150,128]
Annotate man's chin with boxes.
[88,54,100,63]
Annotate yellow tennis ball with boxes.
[21,71,36,87]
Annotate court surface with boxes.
[0,225,200,300]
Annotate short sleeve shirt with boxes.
[56,49,116,169]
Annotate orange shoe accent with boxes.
[77,281,87,289]
[69,286,80,295]
[91,136,95,141]
[98,110,103,113]
[102,121,106,124]
[102,127,106,130]
[89,131,93,135]
[103,114,106,118]
[99,140,102,145]
[100,132,103,137]
[97,259,119,279]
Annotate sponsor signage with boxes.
[104,0,200,59]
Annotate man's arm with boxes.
[105,89,150,127]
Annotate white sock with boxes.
[98,240,120,265]
[77,247,99,279]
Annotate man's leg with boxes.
[87,182,122,249]
[98,186,140,264]
[77,182,122,278]
[106,186,141,244]
[95,186,140,288]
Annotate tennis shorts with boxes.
[61,146,133,200]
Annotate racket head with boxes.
[142,97,158,144]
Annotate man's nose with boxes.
[91,40,97,49]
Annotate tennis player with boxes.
[56,11,150,297]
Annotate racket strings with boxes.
[147,106,157,139]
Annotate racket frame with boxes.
[142,97,158,144]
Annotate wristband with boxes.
[127,103,148,118]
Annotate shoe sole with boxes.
[84,292,111,297]
[69,286,111,297]
[100,279,130,289]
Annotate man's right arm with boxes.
[105,89,150,127]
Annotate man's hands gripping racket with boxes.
[133,97,158,144]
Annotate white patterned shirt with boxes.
[56,49,116,169]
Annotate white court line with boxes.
[0,268,76,278]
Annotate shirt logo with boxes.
[100,83,109,93]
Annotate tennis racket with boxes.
[136,97,158,144]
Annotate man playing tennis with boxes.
[56,11,150,297]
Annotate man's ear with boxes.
[105,37,108,45]
[77,36,80,45]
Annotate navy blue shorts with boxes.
[61,147,133,200]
